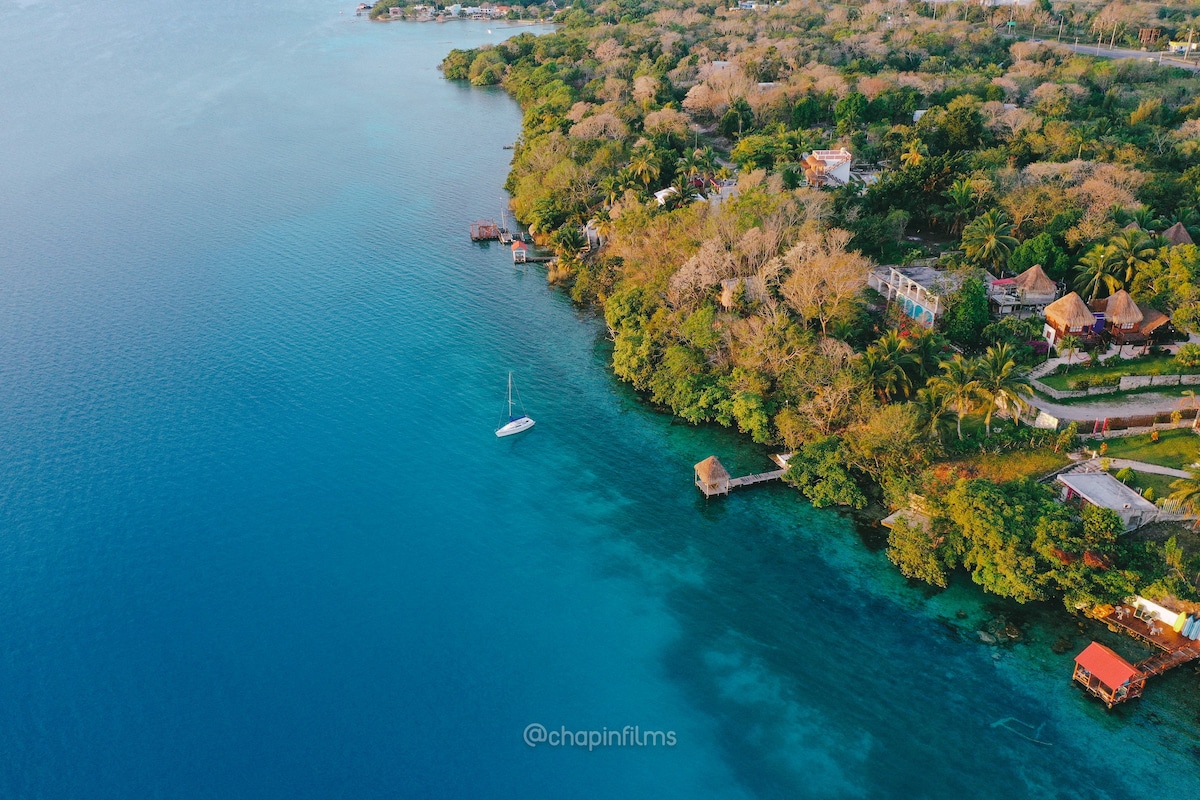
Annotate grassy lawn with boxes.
[1087,429,1200,470]
[1039,353,1200,392]
[936,447,1071,484]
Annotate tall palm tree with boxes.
[899,140,926,168]
[1058,334,1081,373]
[976,343,1034,434]
[628,146,661,188]
[862,333,917,403]
[675,148,701,183]
[961,209,1019,273]
[1067,122,1097,160]
[876,330,919,394]
[904,328,946,389]
[914,387,956,444]
[928,354,981,440]
[1106,228,1157,286]
[1168,469,1200,526]
[1073,244,1122,300]
[942,178,979,236]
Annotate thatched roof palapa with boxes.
[1163,222,1194,247]
[694,456,731,484]
[1139,306,1170,335]
[1104,290,1143,326]
[1044,292,1096,329]
[1013,263,1057,296]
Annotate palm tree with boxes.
[914,387,955,444]
[1168,469,1200,526]
[961,209,1019,273]
[1067,122,1097,160]
[929,354,981,440]
[1106,228,1156,286]
[976,343,1034,434]
[675,148,701,183]
[598,174,623,207]
[899,140,926,168]
[904,328,946,388]
[1130,207,1166,232]
[1058,334,1081,373]
[1073,244,1122,300]
[942,178,979,236]
[628,146,660,188]
[861,333,917,403]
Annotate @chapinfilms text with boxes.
[523,724,677,749]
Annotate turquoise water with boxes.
[0,2,1197,797]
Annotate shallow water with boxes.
[0,2,1197,797]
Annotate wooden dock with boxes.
[728,469,786,488]
[470,220,504,241]
[695,455,788,497]
[1099,604,1200,683]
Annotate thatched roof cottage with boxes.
[1042,291,1097,346]
[990,263,1059,317]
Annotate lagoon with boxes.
[0,1,1196,797]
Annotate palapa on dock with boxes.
[694,455,785,497]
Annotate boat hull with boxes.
[495,416,535,437]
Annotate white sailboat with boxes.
[495,372,535,437]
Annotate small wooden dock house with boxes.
[1072,642,1146,708]
[695,456,731,497]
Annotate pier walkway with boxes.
[728,469,786,488]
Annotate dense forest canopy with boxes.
[441,0,1200,610]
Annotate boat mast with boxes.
[508,372,514,418]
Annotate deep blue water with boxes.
[1,2,1198,798]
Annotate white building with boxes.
[1057,472,1159,532]
[868,266,992,327]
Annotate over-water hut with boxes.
[694,456,731,497]
[1042,291,1097,347]
[1072,641,1146,707]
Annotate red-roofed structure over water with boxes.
[1072,642,1145,707]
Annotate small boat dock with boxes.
[694,454,789,497]
[470,220,507,241]
[1072,600,1200,707]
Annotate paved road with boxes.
[1046,41,1200,71]
[1030,389,1195,421]
[1102,458,1192,479]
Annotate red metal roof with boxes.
[1074,642,1141,689]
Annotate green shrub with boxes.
[1176,343,1200,368]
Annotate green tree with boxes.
[1073,244,1122,301]
[783,436,868,509]
[961,209,1018,273]
[945,479,1054,602]
[942,178,979,236]
[835,92,868,136]
[928,354,980,440]
[976,343,1034,433]
[1008,232,1069,282]
[887,518,953,587]
[861,330,917,402]
[1106,228,1156,287]
[1058,334,1081,373]
[941,277,990,348]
